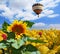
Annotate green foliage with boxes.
[12,39,25,49]
[9,44,39,54]
[7,32,15,39]
[0,43,6,48]
[22,51,32,54]
[10,44,38,54]
[19,44,38,54]
[27,37,46,43]
[2,21,9,32]
[11,47,22,54]
[23,21,34,28]
[19,44,37,52]
[22,51,40,54]
[25,44,37,52]
[0,40,7,43]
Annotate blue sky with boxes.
[0,0,60,29]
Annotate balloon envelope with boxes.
[32,3,43,16]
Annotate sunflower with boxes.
[7,20,26,35]
[7,20,27,35]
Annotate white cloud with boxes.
[43,9,54,15]
[31,23,60,30]
[21,13,38,20]
[8,0,35,11]
[48,14,59,18]
[0,4,14,18]
[33,22,45,27]
[40,0,60,9]
[31,22,46,29]
[49,24,60,29]
[0,0,60,21]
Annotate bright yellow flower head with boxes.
[15,35,22,39]
[7,20,27,35]
[0,36,3,41]
[0,30,4,34]
[39,45,49,54]
[31,42,36,46]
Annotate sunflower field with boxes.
[0,20,60,54]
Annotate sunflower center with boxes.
[12,24,25,35]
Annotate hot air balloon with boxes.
[32,3,43,17]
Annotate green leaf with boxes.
[7,39,15,43]
[27,38,46,43]
[12,39,25,49]
[2,21,9,32]
[11,47,22,54]
[22,51,40,54]
[0,40,7,43]
[12,44,40,54]
[20,44,37,52]
[22,51,31,54]
[26,44,37,52]
[7,32,15,39]
[22,34,46,43]
[23,21,34,28]
[0,43,7,49]
[11,44,40,54]
[22,34,28,42]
